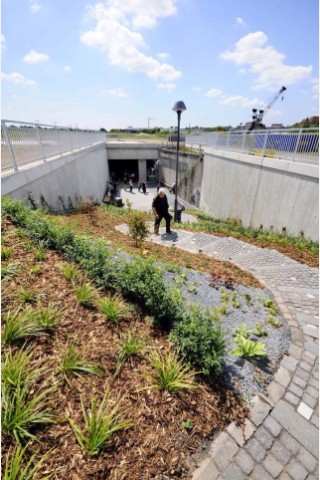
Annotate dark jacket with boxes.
[152,194,169,215]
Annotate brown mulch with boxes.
[1,217,249,479]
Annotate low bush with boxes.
[170,304,226,375]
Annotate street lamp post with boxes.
[172,100,187,222]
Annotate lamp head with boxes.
[172,101,187,113]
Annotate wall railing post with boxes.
[1,120,18,171]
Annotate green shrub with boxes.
[170,304,226,375]
[128,211,149,247]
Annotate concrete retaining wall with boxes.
[200,149,319,240]
[157,149,204,207]
[2,144,109,210]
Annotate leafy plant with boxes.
[34,303,61,330]
[2,308,52,345]
[68,389,132,456]
[74,282,97,307]
[31,265,42,275]
[234,323,253,338]
[2,245,13,261]
[18,288,39,304]
[261,298,278,315]
[1,345,39,394]
[170,304,226,375]
[267,315,280,328]
[231,334,266,359]
[34,247,47,261]
[182,419,193,431]
[115,331,145,375]
[252,322,268,337]
[2,375,56,441]
[145,349,198,394]
[4,444,54,480]
[1,263,20,280]
[128,211,149,247]
[58,340,104,384]
[58,262,79,282]
[97,294,129,324]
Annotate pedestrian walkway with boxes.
[116,185,319,479]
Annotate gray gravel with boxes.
[164,267,291,402]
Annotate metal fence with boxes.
[186,128,319,164]
[1,120,106,174]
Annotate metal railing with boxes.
[186,128,319,164]
[1,120,106,174]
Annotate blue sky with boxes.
[1,0,319,130]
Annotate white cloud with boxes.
[63,65,72,72]
[219,94,265,108]
[157,52,169,60]
[1,34,6,51]
[220,31,312,90]
[205,88,223,97]
[81,0,181,82]
[102,88,128,97]
[23,50,49,64]
[236,17,246,26]
[157,82,176,91]
[29,0,41,12]
[310,77,319,99]
[1,72,35,86]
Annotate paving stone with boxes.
[303,325,319,339]
[280,432,300,455]
[281,355,299,372]
[209,433,239,471]
[226,422,245,447]
[295,367,310,381]
[300,361,313,372]
[305,386,318,400]
[264,415,282,437]
[263,454,284,478]
[221,463,247,480]
[310,414,318,428]
[270,441,292,464]
[288,344,303,359]
[251,465,273,480]
[297,402,314,420]
[302,351,317,364]
[250,395,272,427]
[272,400,319,458]
[274,367,292,388]
[302,393,318,409]
[255,426,274,450]
[288,383,304,397]
[284,391,300,405]
[293,375,308,389]
[287,460,308,480]
[304,342,319,356]
[235,450,255,475]
[279,474,292,480]
[245,437,266,462]
[192,458,220,480]
[297,448,317,472]
[267,381,285,403]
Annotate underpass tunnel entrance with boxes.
[108,160,138,182]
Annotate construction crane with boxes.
[248,86,287,131]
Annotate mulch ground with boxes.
[2,217,249,479]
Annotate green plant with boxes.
[2,375,56,441]
[2,245,13,260]
[2,308,52,345]
[97,294,129,324]
[34,303,61,330]
[252,322,268,337]
[145,349,198,394]
[58,262,79,281]
[68,389,132,456]
[234,323,253,338]
[1,345,39,394]
[31,265,42,275]
[128,211,149,247]
[4,443,54,480]
[115,331,145,375]
[1,263,20,280]
[261,298,278,315]
[170,304,226,375]
[34,247,47,261]
[267,315,280,328]
[58,341,104,384]
[182,419,193,431]
[74,282,97,307]
[231,335,267,359]
[18,288,39,304]
[244,294,252,304]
